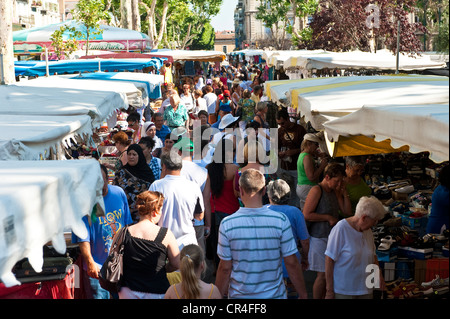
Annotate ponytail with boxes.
[179,244,204,299]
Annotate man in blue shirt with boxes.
[72,164,133,299]
[153,113,171,141]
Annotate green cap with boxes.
[174,137,194,152]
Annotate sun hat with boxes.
[303,133,321,144]
[219,113,240,130]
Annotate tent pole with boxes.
[0,52,5,85]
[45,47,49,77]
[396,20,400,74]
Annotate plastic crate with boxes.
[426,258,449,281]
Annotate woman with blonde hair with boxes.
[119,191,180,299]
[164,244,222,299]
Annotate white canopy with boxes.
[0,159,104,287]
[230,49,264,57]
[323,104,449,163]
[14,76,142,109]
[63,72,164,102]
[0,85,127,129]
[0,114,92,160]
[284,50,447,71]
[292,76,449,130]
[263,50,326,68]
[149,50,226,62]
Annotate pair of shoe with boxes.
[378,235,396,251]
[422,275,449,289]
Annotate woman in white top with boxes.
[325,196,386,299]
[192,89,208,116]
[142,121,164,151]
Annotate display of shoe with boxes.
[378,235,396,251]
[383,217,402,227]
[421,275,443,288]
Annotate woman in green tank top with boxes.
[296,133,328,210]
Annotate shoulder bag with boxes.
[99,226,128,293]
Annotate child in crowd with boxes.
[164,244,222,299]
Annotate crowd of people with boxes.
[71,59,448,301]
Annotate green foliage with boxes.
[72,0,111,54]
[50,26,82,60]
[190,23,215,50]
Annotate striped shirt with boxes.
[217,206,298,299]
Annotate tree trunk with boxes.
[0,0,15,84]
[131,0,140,32]
[121,0,132,29]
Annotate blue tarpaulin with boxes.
[17,58,163,77]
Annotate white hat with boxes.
[219,114,240,130]
[303,133,322,144]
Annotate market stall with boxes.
[63,71,164,101]
[0,114,92,160]
[323,104,449,163]
[0,159,104,288]
[265,75,449,120]
[283,49,448,71]
[19,58,162,77]
[0,85,128,129]
[229,49,264,63]
[150,49,226,63]
[14,76,143,109]
[292,75,449,130]
[13,20,152,60]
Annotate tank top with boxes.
[212,179,240,214]
[173,283,215,299]
[308,185,340,238]
[121,227,170,294]
[297,152,317,186]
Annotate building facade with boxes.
[13,0,64,31]
[214,30,236,54]
[234,0,303,50]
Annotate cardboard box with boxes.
[392,191,408,201]
[376,247,398,262]
[401,215,428,230]
[383,262,396,282]
[414,259,427,284]
[398,246,433,260]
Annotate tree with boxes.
[0,0,15,84]
[256,0,318,49]
[305,0,426,55]
[416,0,449,52]
[190,23,215,50]
[50,26,82,60]
[72,0,111,56]
[256,0,290,49]
[170,0,222,50]
[140,0,172,49]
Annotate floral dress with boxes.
[238,98,256,123]
[113,168,152,223]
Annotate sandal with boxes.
[378,235,396,251]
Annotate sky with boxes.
[210,0,239,31]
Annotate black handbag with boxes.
[99,226,128,293]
